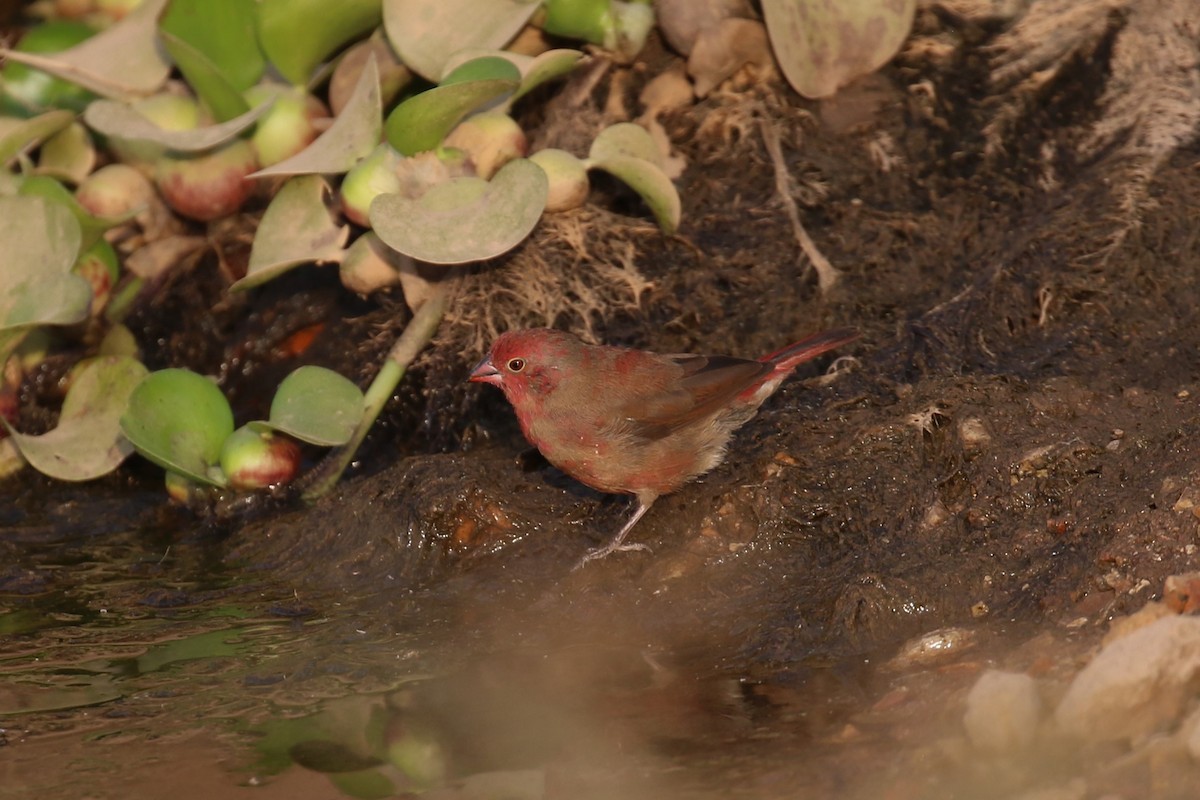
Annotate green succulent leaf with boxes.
[257,0,382,86]
[158,31,251,123]
[35,121,96,184]
[384,57,520,156]
[160,0,264,93]
[249,366,365,446]
[588,121,662,166]
[370,156,547,264]
[233,175,349,291]
[586,154,680,234]
[4,356,148,481]
[120,368,235,486]
[0,110,75,166]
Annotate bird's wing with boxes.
[619,354,770,440]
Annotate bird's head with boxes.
[468,328,581,405]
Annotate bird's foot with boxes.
[573,541,651,571]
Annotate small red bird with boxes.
[469,327,858,567]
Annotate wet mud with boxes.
[6,19,1200,800]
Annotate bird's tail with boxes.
[762,327,859,372]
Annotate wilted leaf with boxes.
[688,18,773,98]
[761,0,916,99]
[383,0,540,82]
[5,356,148,481]
[370,157,547,264]
[249,366,365,446]
[84,98,271,153]
[0,0,171,100]
[120,368,234,486]
[252,55,382,178]
[384,57,520,155]
[586,154,681,234]
[0,195,90,331]
[233,175,349,291]
[257,0,382,86]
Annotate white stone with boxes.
[963,669,1042,752]
[1055,615,1200,741]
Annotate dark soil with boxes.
[6,19,1200,800]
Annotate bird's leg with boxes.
[574,497,655,570]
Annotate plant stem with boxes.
[300,280,451,501]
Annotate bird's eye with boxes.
[506,358,526,372]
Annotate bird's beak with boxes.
[468,357,502,386]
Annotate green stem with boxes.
[300,280,452,502]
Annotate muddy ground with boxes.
[6,8,1200,800]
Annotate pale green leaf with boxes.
[84,98,271,153]
[383,0,540,82]
[586,154,680,234]
[6,356,148,481]
[232,175,349,291]
[249,366,365,446]
[0,195,90,331]
[370,157,547,264]
[762,0,916,99]
[0,0,171,101]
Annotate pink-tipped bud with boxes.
[154,139,259,222]
[219,426,301,490]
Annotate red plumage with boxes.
[470,327,858,567]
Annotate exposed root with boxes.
[757,107,841,293]
[439,207,655,357]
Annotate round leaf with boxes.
[369,157,548,264]
[120,368,234,486]
[762,0,916,99]
[588,122,663,167]
[251,366,365,446]
[5,356,148,481]
[0,195,90,331]
[383,0,540,82]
